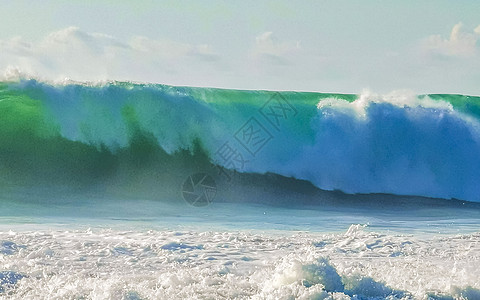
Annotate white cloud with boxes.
[2,25,479,94]
[251,31,301,65]
[0,36,33,56]
[239,31,335,92]
[423,23,480,57]
[130,36,219,62]
[44,27,129,52]
[0,27,222,85]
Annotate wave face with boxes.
[1,80,480,203]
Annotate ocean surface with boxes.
[1,79,480,299]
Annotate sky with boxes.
[0,0,479,95]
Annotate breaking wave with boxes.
[1,79,480,203]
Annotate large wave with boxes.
[1,79,479,203]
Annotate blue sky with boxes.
[1,1,479,94]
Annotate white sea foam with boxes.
[291,90,480,201]
[1,225,479,299]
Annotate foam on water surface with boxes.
[0,195,477,299]
[0,225,479,299]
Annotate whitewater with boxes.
[1,79,480,299]
[1,224,479,300]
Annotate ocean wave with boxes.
[1,79,479,203]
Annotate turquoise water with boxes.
[1,79,480,204]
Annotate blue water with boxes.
[1,196,479,236]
